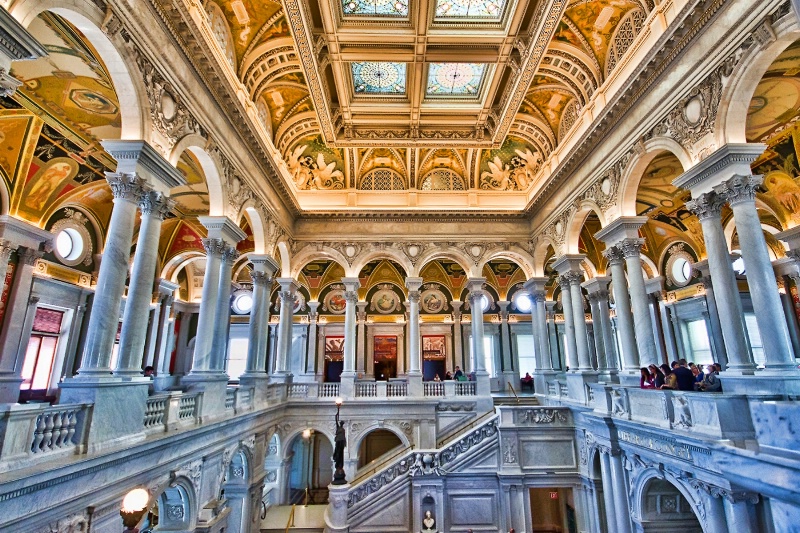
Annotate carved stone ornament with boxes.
[50,209,94,266]
[516,408,568,424]
[202,237,227,256]
[502,437,517,464]
[370,286,401,314]
[171,458,202,493]
[106,172,148,202]
[713,174,763,207]
[0,68,23,98]
[685,192,725,221]
[32,513,88,533]
[139,190,175,220]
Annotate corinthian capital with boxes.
[619,238,645,259]
[0,239,18,262]
[714,174,763,207]
[139,191,175,219]
[222,245,240,264]
[202,237,226,257]
[685,192,725,221]
[250,270,272,287]
[106,173,148,202]
[603,245,625,266]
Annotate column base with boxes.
[181,374,229,422]
[152,375,180,392]
[58,377,150,453]
[501,370,518,392]
[719,370,800,396]
[598,369,619,383]
[0,375,23,404]
[239,373,270,408]
[339,372,356,398]
[617,371,640,387]
[533,370,558,395]
[406,373,423,396]
[324,483,350,533]
[566,371,599,403]
[268,372,294,384]
[474,371,492,396]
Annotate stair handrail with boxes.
[507,381,520,403]
[285,504,295,532]
[350,443,415,486]
[436,409,498,448]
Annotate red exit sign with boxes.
[550,492,558,500]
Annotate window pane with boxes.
[686,319,712,366]
[483,336,494,376]
[32,308,64,334]
[20,337,42,390]
[31,337,57,390]
[516,334,536,377]
[227,337,249,379]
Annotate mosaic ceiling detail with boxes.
[352,62,407,94]
[426,63,486,96]
[343,0,409,16]
[434,0,506,19]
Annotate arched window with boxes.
[605,9,646,77]
[558,99,580,141]
[420,169,466,190]
[359,169,405,190]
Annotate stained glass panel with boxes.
[435,0,505,19]
[426,63,487,96]
[343,0,408,16]
[352,62,407,94]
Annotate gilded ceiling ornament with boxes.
[287,145,345,190]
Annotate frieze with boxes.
[617,430,696,460]
[515,408,569,424]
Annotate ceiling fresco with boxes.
[172,151,211,217]
[200,0,653,196]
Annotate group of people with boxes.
[437,366,474,382]
[640,359,722,392]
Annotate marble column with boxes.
[242,255,279,378]
[186,238,226,376]
[546,300,561,370]
[152,280,179,386]
[645,277,668,364]
[619,238,658,367]
[777,272,800,359]
[466,278,491,395]
[0,239,17,292]
[405,277,423,376]
[213,245,240,373]
[451,301,464,371]
[77,174,147,377]
[341,277,360,377]
[498,301,515,389]
[695,266,730,368]
[715,175,795,370]
[658,297,680,363]
[557,275,579,371]
[686,194,751,372]
[602,247,640,374]
[583,277,617,380]
[116,191,174,377]
[599,450,618,533]
[306,302,320,377]
[356,301,367,377]
[723,494,758,533]
[273,278,299,381]
[609,451,631,533]
[523,278,553,375]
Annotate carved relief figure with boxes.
[286,144,345,190]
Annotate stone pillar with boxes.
[619,238,658,368]
[356,301,367,377]
[0,240,17,293]
[306,302,320,378]
[658,297,680,363]
[338,277,360,396]
[466,277,491,395]
[716,174,795,370]
[405,277,423,396]
[553,256,593,372]
[723,494,758,533]
[599,449,618,533]
[273,278,299,382]
[212,245,240,373]
[601,247,639,375]
[557,275,578,372]
[152,280,179,389]
[686,194,751,372]
[77,174,147,376]
[583,277,617,381]
[546,300,561,370]
[525,278,555,393]
[116,191,174,377]
[693,260,730,368]
[240,255,279,390]
[777,271,800,360]
[451,301,464,371]
[498,301,515,390]
[186,238,225,375]
[609,451,631,533]
[645,276,668,365]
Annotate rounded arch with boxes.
[275,237,292,276]
[153,476,198,531]
[353,426,407,468]
[351,424,410,457]
[290,246,349,278]
[161,250,205,281]
[630,467,708,533]
[716,19,800,146]
[13,1,146,140]
[350,250,412,279]
[531,236,557,277]
[564,201,607,255]
[281,426,335,461]
[617,139,693,217]
[170,140,225,217]
[413,249,474,278]
[241,205,266,253]
[0,177,9,216]
[477,248,535,279]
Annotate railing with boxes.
[237,387,253,411]
[424,381,445,397]
[178,393,199,421]
[319,383,340,398]
[226,387,236,410]
[506,381,520,403]
[351,444,415,485]
[455,382,476,396]
[144,395,169,429]
[436,409,498,447]
[31,404,88,455]
[387,381,407,397]
[288,384,309,398]
[355,382,377,397]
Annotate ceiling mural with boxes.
[578,214,607,275]
[358,260,407,293]
[286,134,345,190]
[478,136,542,191]
[482,259,526,299]
[172,150,210,217]
[298,260,347,300]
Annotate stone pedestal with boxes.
[566,371,598,403]
[180,375,228,423]
[238,374,271,408]
[324,483,350,533]
[407,373,423,397]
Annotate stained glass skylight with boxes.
[352,62,407,94]
[426,63,487,96]
[343,0,408,16]
[434,0,505,19]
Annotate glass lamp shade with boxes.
[122,488,149,512]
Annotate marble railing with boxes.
[454,381,477,396]
[424,382,445,397]
[0,402,91,471]
[143,391,206,433]
[346,414,500,509]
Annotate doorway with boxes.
[324,336,344,382]
[423,335,446,381]
[373,335,397,379]
[529,487,577,533]
[287,431,333,504]
[357,429,403,469]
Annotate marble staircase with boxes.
[261,504,326,532]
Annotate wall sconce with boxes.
[120,488,150,533]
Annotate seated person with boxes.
[697,364,722,392]
[521,372,534,390]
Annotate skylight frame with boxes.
[424,62,490,99]
[340,0,410,17]
[351,61,409,97]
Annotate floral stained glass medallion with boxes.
[435,0,504,19]
[426,63,487,96]
[352,62,407,94]
[343,0,408,16]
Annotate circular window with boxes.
[231,291,254,315]
[664,244,695,288]
[671,257,691,285]
[54,228,85,264]
[479,294,490,312]
[513,291,532,313]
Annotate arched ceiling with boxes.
[206,0,653,194]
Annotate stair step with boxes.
[261,504,326,533]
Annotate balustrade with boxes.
[226,387,236,410]
[144,395,169,429]
[387,381,408,397]
[355,382,377,397]
[319,383,340,398]
[179,393,199,421]
[31,405,86,455]
[288,384,309,398]
[455,382,477,396]
[424,382,445,397]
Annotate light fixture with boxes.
[302,428,312,439]
[120,488,150,532]
[334,397,343,407]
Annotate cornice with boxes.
[295,211,529,222]
[0,6,47,63]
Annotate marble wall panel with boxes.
[447,491,498,528]
[520,436,577,470]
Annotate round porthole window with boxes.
[670,257,691,285]
[665,244,694,288]
[50,211,93,267]
[231,290,254,315]
[513,291,532,313]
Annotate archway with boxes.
[356,428,403,469]
[286,430,333,504]
[637,478,702,533]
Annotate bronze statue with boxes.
[332,403,347,484]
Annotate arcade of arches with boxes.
[0,0,798,531]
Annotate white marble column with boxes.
[525,278,553,377]
[77,174,147,377]
[466,278,488,374]
[186,238,225,375]
[341,277,360,377]
[658,297,680,363]
[306,302,320,377]
[599,449,618,533]
[557,275,579,371]
[498,301,515,388]
[723,494,758,533]
[686,193,751,372]
[116,191,174,377]
[716,175,796,370]
[273,278,299,381]
[609,451,631,533]
[451,301,464,371]
[0,239,17,291]
[619,238,658,368]
[583,277,617,379]
[566,272,592,371]
[242,255,278,377]
[356,301,367,377]
[602,247,639,374]
[406,277,423,376]
[213,245,240,373]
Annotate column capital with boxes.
[139,190,175,220]
[686,191,726,221]
[713,174,763,207]
[619,238,645,258]
[249,254,280,277]
[645,276,665,296]
[581,276,611,295]
[673,143,765,195]
[105,172,148,203]
[250,270,272,287]
[594,216,647,248]
[19,247,44,266]
[307,301,320,321]
[603,245,625,266]
[560,270,584,287]
[341,276,360,293]
[552,254,586,276]
[101,140,186,192]
[405,276,423,293]
[408,291,420,304]
[450,300,462,321]
[276,277,299,294]
[202,237,227,257]
[776,225,800,252]
[158,278,180,296]
[522,276,548,296]
[465,277,486,295]
[0,239,18,262]
[498,300,510,321]
[198,216,247,246]
[221,245,240,264]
